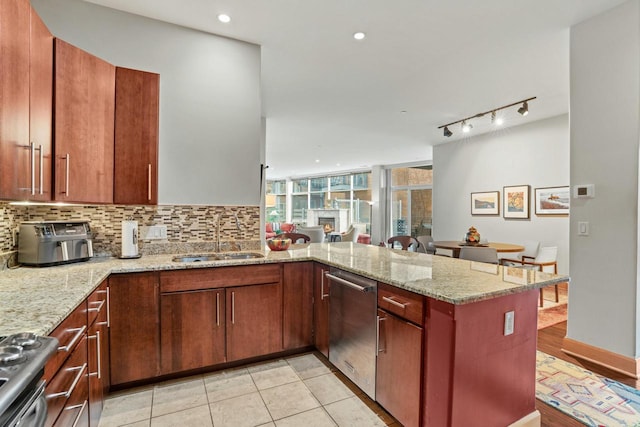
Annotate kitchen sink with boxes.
[172,252,264,263]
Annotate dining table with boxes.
[433,240,525,258]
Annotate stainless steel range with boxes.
[0,333,58,427]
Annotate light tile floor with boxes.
[98,352,398,427]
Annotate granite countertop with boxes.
[0,242,569,336]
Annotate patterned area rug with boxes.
[536,351,640,426]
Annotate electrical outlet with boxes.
[504,311,515,336]
[142,225,168,240]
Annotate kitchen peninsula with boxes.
[0,243,568,427]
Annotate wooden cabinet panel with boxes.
[0,0,53,201]
[227,282,283,361]
[87,282,108,427]
[313,263,330,357]
[160,289,226,374]
[45,300,88,382]
[108,272,160,385]
[54,39,114,204]
[28,8,53,201]
[283,262,313,350]
[160,264,281,293]
[378,282,424,325]
[45,335,88,427]
[376,309,423,427]
[114,67,159,204]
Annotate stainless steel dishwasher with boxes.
[327,268,378,399]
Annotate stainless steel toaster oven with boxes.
[17,221,93,267]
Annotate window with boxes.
[266,180,286,223]
[389,166,432,238]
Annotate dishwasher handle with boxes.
[325,273,375,293]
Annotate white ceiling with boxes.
[85,0,625,179]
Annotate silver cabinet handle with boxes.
[46,362,87,399]
[382,296,407,309]
[231,291,235,324]
[148,163,152,201]
[376,315,386,354]
[30,142,36,195]
[57,325,86,352]
[38,144,43,195]
[68,399,88,427]
[325,273,374,293]
[63,153,70,196]
[216,292,220,326]
[96,330,101,379]
[106,287,111,327]
[87,299,105,313]
[321,270,329,300]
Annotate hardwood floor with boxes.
[537,321,640,426]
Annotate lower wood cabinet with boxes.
[227,282,283,361]
[108,272,160,386]
[160,289,226,374]
[87,282,109,427]
[283,262,313,350]
[313,263,330,357]
[376,309,423,427]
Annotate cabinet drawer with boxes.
[160,264,281,293]
[45,301,88,381]
[86,281,108,327]
[378,283,424,325]
[45,335,88,427]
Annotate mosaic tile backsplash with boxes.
[0,203,261,266]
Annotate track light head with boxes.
[443,126,453,137]
[491,111,504,126]
[461,121,472,133]
[517,101,529,116]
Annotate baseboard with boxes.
[508,410,540,427]
[562,337,639,379]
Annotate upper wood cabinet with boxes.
[54,39,115,204]
[114,67,159,205]
[0,0,53,201]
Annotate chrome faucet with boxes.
[233,213,242,232]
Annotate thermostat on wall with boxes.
[573,184,595,198]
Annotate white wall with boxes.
[433,115,570,274]
[569,0,640,358]
[32,0,262,206]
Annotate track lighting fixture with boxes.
[437,96,535,138]
[517,101,529,116]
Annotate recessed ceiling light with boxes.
[217,14,231,23]
[315,159,320,163]
[336,163,341,166]
[400,110,407,114]
[353,32,366,40]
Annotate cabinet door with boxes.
[87,283,109,427]
[109,273,160,385]
[0,0,30,200]
[160,289,226,374]
[283,262,313,350]
[313,263,330,357]
[54,39,114,204]
[376,309,423,427]
[227,282,282,361]
[114,67,159,204]
[28,8,53,201]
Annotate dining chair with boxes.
[387,236,419,251]
[341,226,358,243]
[275,232,310,243]
[520,240,540,262]
[416,235,436,255]
[296,226,326,243]
[501,246,558,306]
[459,247,498,264]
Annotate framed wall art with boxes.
[471,191,500,215]
[503,185,530,219]
[535,186,570,215]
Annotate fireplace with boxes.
[306,209,349,233]
[318,217,335,233]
